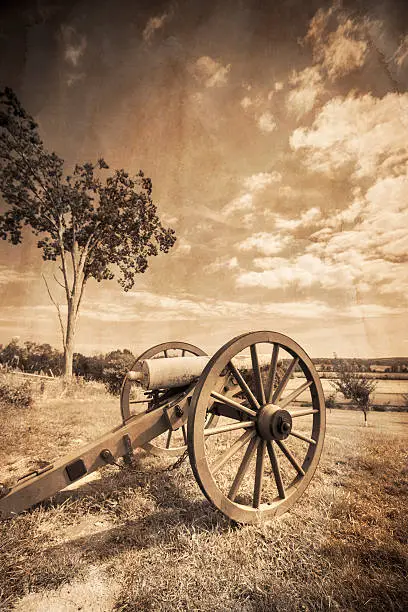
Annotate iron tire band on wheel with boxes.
[187,331,326,524]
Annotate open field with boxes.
[288,377,408,409]
[0,388,407,611]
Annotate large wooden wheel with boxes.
[187,331,326,523]
[121,341,208,457]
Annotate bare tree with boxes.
[331,356,376,426]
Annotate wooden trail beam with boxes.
[0,395,192,519]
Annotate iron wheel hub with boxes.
[257,404,292,441]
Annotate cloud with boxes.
[120,291,342,321]
[309,174,408,261]
[223,193,254,216]
[66,73,85,87]
[0,266,38,285]
[286,67,324,118]
[61,25,86,67]
[194,56,231,88]
[393,34,408,68]
[237,253,357,291]
[273,207,321,231]
[238,233,292,256]
[143,12,170,43]
[258,111,276,133]
[223,171,281,217]
[301,174,408,298]
[290,92,408,179]
[243,171,281,192]
[240,96,252,109]
[205,256,239,274]
[171,238,192,256]
[304,4,368,81]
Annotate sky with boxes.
[0,0,407,358]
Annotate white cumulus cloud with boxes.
[291,93,408,179]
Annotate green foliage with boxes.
[331,356,376,414]
[102,349,135,396]
[0,375,33,408]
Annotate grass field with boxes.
[0,388,407,611]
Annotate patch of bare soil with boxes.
[13,564,121,612]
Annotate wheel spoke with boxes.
[290,408,318,418]
[266,441,285,498]
[211,430,255,475]
[279,380,312,409]
[228,436,259,501]
[266,344,279,403]
[290,430,316,445]
[253,440,266,508]
[181,349,186,356]
[210,391,257,418]
[204,421,255,437]
[164,349,168,358]
[182,425,188,444]
[250,344,266,405]
[272,357,299,403]
[166,429,173,449]
[227,361,260,411]
[276,440,305,476]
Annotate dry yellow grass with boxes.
[0,390,407,611]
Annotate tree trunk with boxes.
[63,299,78,378]
[64,340,74,378]
[363,410,368,427]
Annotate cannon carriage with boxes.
[0,331,325,524]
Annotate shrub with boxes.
[0,375,33,408]
[331,355,376,425]
[103,349,135,396]
[326,392,337,410]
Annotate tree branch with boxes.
[42,274,66,349]
[53,273,65,290]
[5,130,59,231]
[57,223,71,303]
[75,274,87,318]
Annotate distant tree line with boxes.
[313,358,408,374]
[0,339,134,394]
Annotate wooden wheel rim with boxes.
[188,331,326,523]
[121,341,207,457]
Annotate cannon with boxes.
[0,331,325,524]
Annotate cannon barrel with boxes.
[127,354,274,390]
[127,356,210,390]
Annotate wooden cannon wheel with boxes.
[187,331,326,523]
[121,341,208,457]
